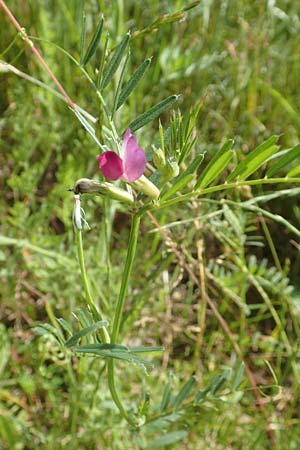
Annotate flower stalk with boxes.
[107,213,141,427]
[75,216,110,344]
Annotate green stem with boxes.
[153,177,300,212]
[107,214,141,427]
[76,228,110,343]
[111,214,141,343]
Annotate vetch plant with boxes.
[98,128,146,182]
[3,1,300,446]
[97,128,160,199]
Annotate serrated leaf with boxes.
[65,321,108,348]
[81,16,104,66]
[227,136,279,181]
[266,144,300,177]
[128,95,179,132]
[101,32,130,90]
[116,57,152,110]
[172,376,196,409]
[147,431,188,448]
[161,153,204,200]
[195,139,234,189]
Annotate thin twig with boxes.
[0,0,75,109]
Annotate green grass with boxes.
[1,1,300,449]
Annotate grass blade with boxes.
[81,16,104,66]
[227,136,279,181]
[101,32,130,90]
[128,95,179,132]
[116,57,152,110]
[79,10,87,65]
[195,139,234,189]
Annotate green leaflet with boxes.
[128,95,179,132]
[227,135,279,181]
[101,32,130,90]
[288,165,300,177]
[160,382,172,412]
[195,139,234,189]
[56,318,73,336]
[161,153,204,200]
[210,368,232,395]
[232,363,245,390]
[266,144,300,177]
[147,431,188,448]
[116,57,152,110]
[81,16,104,66]
[74,343,162,353]
[172,376,196,409]
[111,51,130,117]
[75,344,153,371]
[65,321,109,348]
[96,32,109,88]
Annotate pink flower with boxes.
[97,129,146,183]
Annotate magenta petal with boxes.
[97,151,124,180]
[123,135,147,182]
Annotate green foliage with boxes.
[1,0,300,449]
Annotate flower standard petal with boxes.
[97,151,124,180]
[123,134,147,182]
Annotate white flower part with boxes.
[73,194,82,230]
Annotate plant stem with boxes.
[155,177,300,212]
[76,228,110,343]
[111,214,141,343]
[107,213,141,427]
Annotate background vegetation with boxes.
[1,0,300,449]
